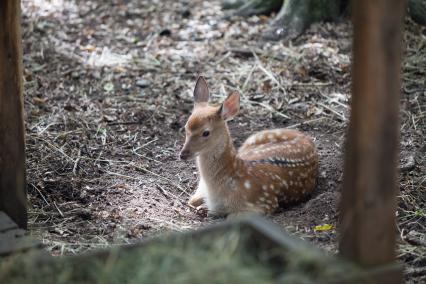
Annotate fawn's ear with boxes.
[219,91,240,121]
[193,76,209,104]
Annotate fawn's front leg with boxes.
[188,178,207,207]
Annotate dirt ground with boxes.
[22,0,425,282]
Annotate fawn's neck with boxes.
[197,126,238,184]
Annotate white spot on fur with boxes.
[244,180,251,189]
[246,135,257,145]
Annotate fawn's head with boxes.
[180,76,240,160]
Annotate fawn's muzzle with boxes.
[180,149,190,160]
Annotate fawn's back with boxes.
[234,128,318,212]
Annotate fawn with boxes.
[180,77,319,217]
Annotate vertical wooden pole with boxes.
[339,0,405,273]
[0,0,27,229]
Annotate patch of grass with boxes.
[0,227,358,284]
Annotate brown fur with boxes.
[180,77,319,217]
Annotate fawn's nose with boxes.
[180,149,190,160]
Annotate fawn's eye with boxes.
[202,130,210,137]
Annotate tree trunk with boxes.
[339,0,405,273]
[224,0,283,17]
[0,0,27,229]
[263,0,342,41]
[223,0,346,41]
[222,0,250,10]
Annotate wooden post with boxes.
[0,0,27,229]
[339,0,405,274]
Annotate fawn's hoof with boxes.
[188,195,204,207]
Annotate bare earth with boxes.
[22,0,425,282]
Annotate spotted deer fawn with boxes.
[180,77,318,217]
